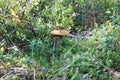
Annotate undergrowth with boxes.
[0,0,120,80]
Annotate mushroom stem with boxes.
[52,36,62,65]
[53,36,62,54]
[56,36,63,48]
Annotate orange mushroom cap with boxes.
[51,29,69,36]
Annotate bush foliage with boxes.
[0,0,120,80]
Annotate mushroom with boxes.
[51,29,69,54]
